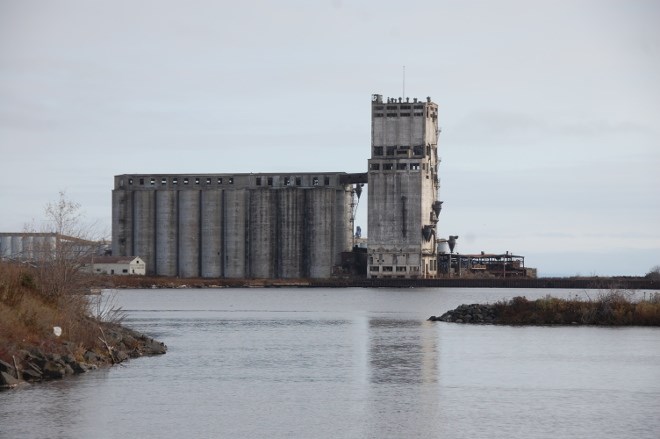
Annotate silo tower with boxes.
[367,94,441,278]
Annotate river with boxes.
[1,287,659,438]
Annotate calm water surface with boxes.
[1,287,659,439]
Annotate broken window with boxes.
[228,177,234,184]
[370,163,380,171]
[295,177,301,186]
[128,178,133,185]
[206,178,211,184]
[256,177,262,186]
[217,177,223,184]
[397,163,407,170]
[410,163,420,170]
[195,178,200,185]
[150,178,155,185]
[312,177,319,186]
[267,177,273,186]
[183,178,189,184]
[161,178,167,185]
[173,178,178,184]
[284,177,291,186]
[383,163,393,170]
[324,177,330,185]
[386,147,395,156]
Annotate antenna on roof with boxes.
[402,65,405,99]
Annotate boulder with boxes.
[41,361,66,380]
[1,371,21,387]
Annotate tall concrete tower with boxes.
[367,94,441,278]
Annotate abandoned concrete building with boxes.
[367,95,441,279]
[112,172,367,278]
[112,94,443,279]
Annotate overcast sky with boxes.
[1,0,658,276]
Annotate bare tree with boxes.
[646,265,660,281]
[30,191,101,299]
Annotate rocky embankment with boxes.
[428,303,499,324]
[0,324,166,390]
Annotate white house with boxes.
[83,256,146,275]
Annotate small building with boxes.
[83,256,146,275]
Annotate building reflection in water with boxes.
[368,318,439,385]
[364,318,443,435]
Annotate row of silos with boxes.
[0,234,57,260]
[112,186,353,278]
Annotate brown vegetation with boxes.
[0,262,104,364]
[431,291,660,326]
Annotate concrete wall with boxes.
[112,173,356,278]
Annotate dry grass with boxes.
[493,291,660,326]
[0,262,114,364]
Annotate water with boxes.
[1,288,659,438]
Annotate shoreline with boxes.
[1,322,166,390]
[94,275,660,290]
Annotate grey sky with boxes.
[1,0,658,276]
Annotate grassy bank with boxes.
[431,291,660,326]
[0,262,165,389]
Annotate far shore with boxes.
[92,275,660,290]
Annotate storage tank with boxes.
[11,236,22,259]
[248,188,276,278]
[307,188,334,278]
[178,190,201,278]
[155,190,178,276]
[223,189,247,278]
[132,190,156,274]
[112,190,133,258]
[277,188,304,278]
[201,189,223,278]
[0,235,11,258]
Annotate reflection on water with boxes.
[1,287,659,439]
[368,319,437,385]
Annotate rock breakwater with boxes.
[0,324,166,390]
[428,303,499,324]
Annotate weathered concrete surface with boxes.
[112,173,356,279]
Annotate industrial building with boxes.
[112,93,444,279]
[82,256,146,276]
[112,172,366,278]
[0,233,102,262]
[367,95,442,278]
